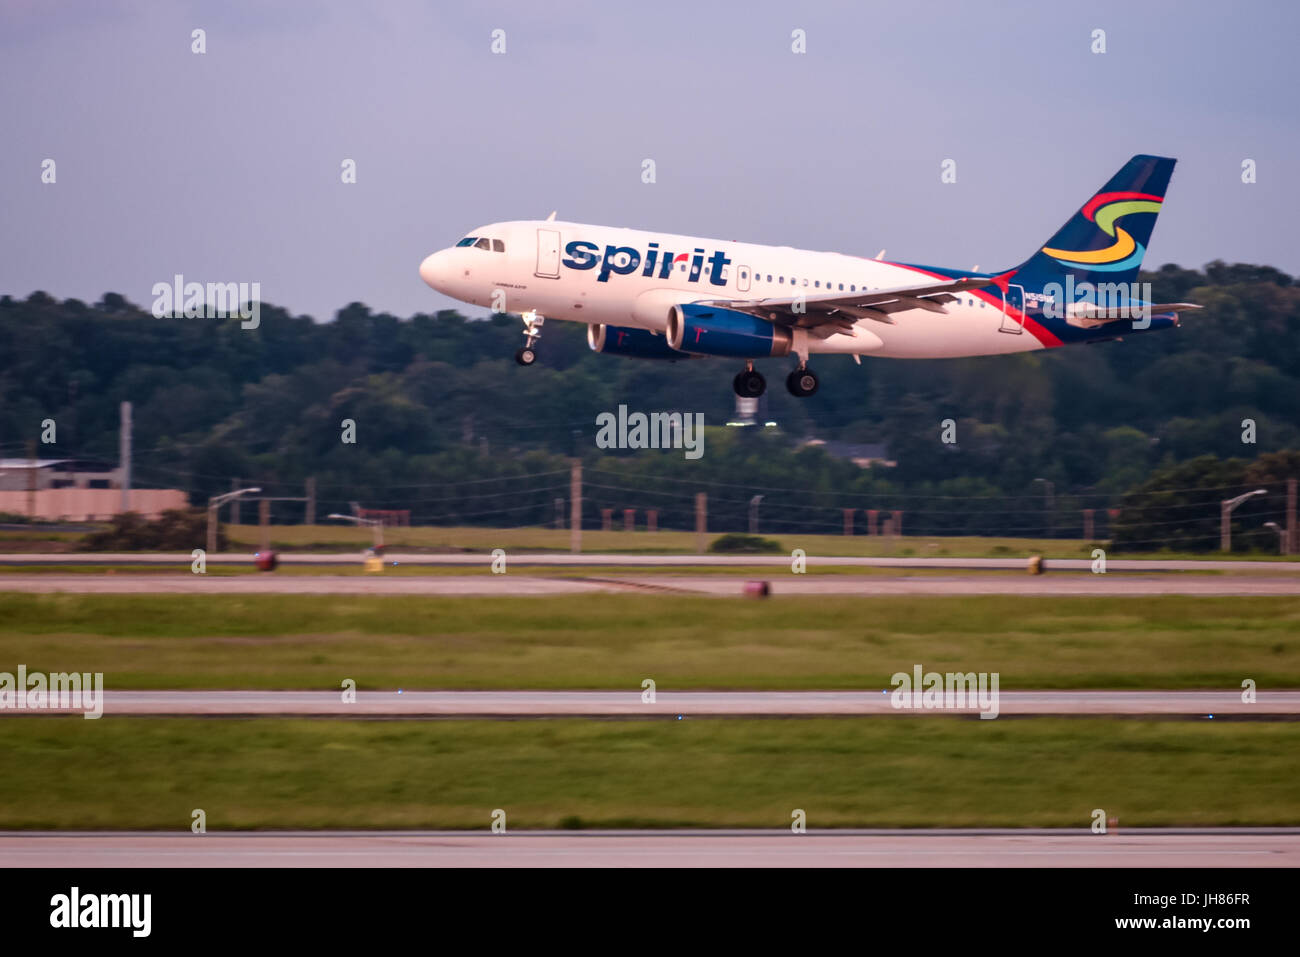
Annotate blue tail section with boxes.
[898,155,1184,347]
[1008,155,1175,293]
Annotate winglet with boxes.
[545,211,557,222]
[874,249,886,260]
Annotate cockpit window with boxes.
[456,235,505,251]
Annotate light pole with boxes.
[1220,489,1266,552]
[1033,478,1055,539]
[207,487,260,553]
[328,513,384,550]
[749,495,764,535]
[1264,521,1286,554]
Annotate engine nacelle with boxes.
[587,324,687,361]
[667,303,792,358]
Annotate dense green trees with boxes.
[2,261,1297,546]
[1111,450,1300,552]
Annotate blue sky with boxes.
[2,0,1296,320]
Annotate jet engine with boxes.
[587,324,688,360]
[666,303,792,358]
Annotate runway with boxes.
[2,829,1296,867]
[0,572,1296,596]
[8,689,1297,717]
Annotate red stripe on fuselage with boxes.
[878,261,1063,348]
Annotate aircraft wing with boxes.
[698,276,997,338]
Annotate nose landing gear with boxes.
[515,310,544,366]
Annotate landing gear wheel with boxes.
[786,367,819,397]
[516,309,544,365]
[733,369,766,398]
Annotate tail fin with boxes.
[1009,155,1176,291]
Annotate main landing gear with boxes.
[733,362,766,398]
[732,361,820,398]
[515,309,544,366]
[786,364,819,397]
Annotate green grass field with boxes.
[227,525,1298,559]
[1,593,1296,690]
[1,717,1295,829]
[222,525,1113,557]
[5,524,1295,560]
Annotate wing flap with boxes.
[701,276,993,327]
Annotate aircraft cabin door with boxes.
[535,229,561,279]
[999,283,1026,334]
[737,265,751,292]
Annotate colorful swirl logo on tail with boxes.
[1041,191,1163,271]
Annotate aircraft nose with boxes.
[419,250,451,291]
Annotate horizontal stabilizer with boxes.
[1065,302,1201,328]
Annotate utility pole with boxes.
[230,478,241,524]
[1287,478,1297,556]
[569,460,582,553]
[119,401,132,512]
[305,477,316,526]
[695,492,707,553]
[259,499,271,552]
[26,439,37,520]
[749,495,763,535]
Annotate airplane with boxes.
[418,155,1199,398]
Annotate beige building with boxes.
[0,459,186,520]
[0,458,120,491]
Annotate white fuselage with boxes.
[419,220,1043,358]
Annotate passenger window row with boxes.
[752,273,864,293]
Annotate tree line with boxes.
[2,261,1297,548]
